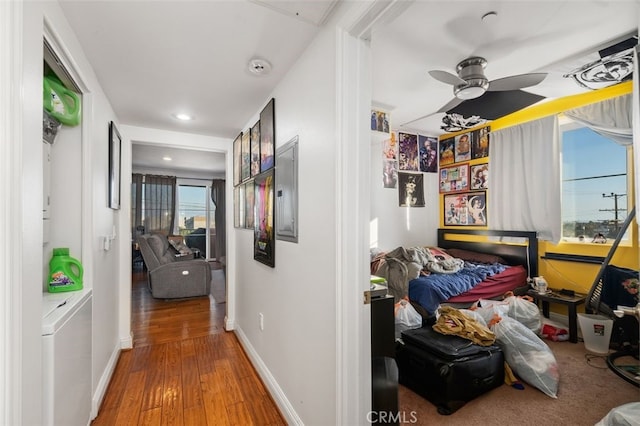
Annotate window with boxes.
[177,184,216,259]
[561,118,629,242]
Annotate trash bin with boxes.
[578,313,613,354]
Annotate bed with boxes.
[374,228,538,318]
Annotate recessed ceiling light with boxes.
[248,58,272,76]
[172,113,194,121]
[162,156,172,161]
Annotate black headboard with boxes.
[437,228,538,278]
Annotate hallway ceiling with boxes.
[58,0,638,171]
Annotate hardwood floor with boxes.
[91,267,286,425]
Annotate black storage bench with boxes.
[396,326,504,415]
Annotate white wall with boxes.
[370,131,440,252]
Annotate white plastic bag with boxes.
[491,316,560,398]
[504,295,542,335]
[394,299,422,339]
[596,402,640,426]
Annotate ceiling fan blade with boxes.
[487,73,547,91]
[428,70,466,86]
[436,97,464,113]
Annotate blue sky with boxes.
[562,127,627,223]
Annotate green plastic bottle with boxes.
[43,74,81,126]
[48,248,83,293]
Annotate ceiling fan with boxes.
[428,56,547,115]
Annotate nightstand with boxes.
[527,289,587,343]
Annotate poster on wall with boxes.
[254,169,275,267]
[454,132,471,163]
[250,121,261,177]
[439,163,469,193]
[244,180,255,229]
[439,137,455,166]
[470,163,488,190]
[241,130,251,182]
[382,132,397,160]
[233,132,242,186]
[472,126,490,159]
[371,109,390,133]
[260,98,275,173]
[398,172,425,207]
[234,186,240,227]
[398,132,419,171]
[383,159,398,189]
[419,135,438,173]
[444,191,486,226]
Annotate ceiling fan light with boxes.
[454,84,486,100]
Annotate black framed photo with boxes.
[108,121,121,210]
[259,98,275,173]
[254,169,275,267]
[398,172,425,207]
[233,132,242,186]
[241,130,250,182]
[244,179,255,230]
[250,121,260,177]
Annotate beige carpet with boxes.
[399,338,640,425]
[210,268,226,304]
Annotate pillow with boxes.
[444,248,507,265]
[168,239,193,255]
[423,246,454,262]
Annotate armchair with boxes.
[137,233,211,299]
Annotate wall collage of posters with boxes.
[372,109,491,226]
[234,98,276,267]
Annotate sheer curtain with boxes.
[131,173,143,238]
[488,116,561,242]
[211,179,226,262]
[564,93,632,146]
[143,175,176,234]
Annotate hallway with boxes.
[91,268,285,425]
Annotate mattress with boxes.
[409,264,527,316]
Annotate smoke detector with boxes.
[248,58,272,76]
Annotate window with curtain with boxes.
[142,174,177,235]
[560,118,629,242]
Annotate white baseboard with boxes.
[234,327,302,425]
[91,345,121,420]
[120,332,133,350]
[224,315,235,331]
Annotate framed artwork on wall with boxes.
[254,169,275,267]
[472,126,490,159]
[275,136,299,243]
[398,132,419,171]
[439,163,469,193]
[241,130,251,182]
[250,120,260,177]
[259,98,275,173]
[233,132,242,186]
[108,121,121,210]
[238,183,246,229]
[470,163,489,190]
[233,186,240,228]
[439,137,455,166]
[444,191,487,226]
[398,172,425,207]
[454,132,471,163]
[244,180,255,230]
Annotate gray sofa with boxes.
[137,233,211,299]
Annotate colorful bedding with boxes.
[408,262,527,316]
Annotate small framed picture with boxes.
[260,98,275,173]
[439,163,469,193]
[233,132,242,186]
[250,121,260,177]
[108,121,121,210]
[470,163,488,190]
[444,191,487,226]
[398,172,425,207]
[241,130,251,182]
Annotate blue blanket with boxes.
[409,262,507,315]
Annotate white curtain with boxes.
[564,93,632,146]
[634,45,639,248]
[488,116,561,242]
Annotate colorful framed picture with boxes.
[234,186,240,227]
[250,120,260,177]
[439,137,455,166]
[472,126,490,159]
[260,98,275,173]
[244,180,255,230]
[398,172,425,207]
[439,163,469,193]
[238,183,246,229]
[470,163,489,190]
[371,109,390,133]
[254,169,275,267]
[383,159,398,189]
[419,135,438,173]
[454,132,472,163]
[398,132,419,171]
[233,132,242,186]
[444,191,487,226]
[241,130,251,182]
